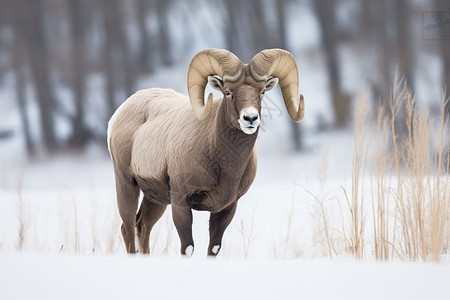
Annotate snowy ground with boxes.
[0,128,355,258]
[1,128,449,299]
[1,253,449,300]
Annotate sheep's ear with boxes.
[208,75,224,92]
[265,77,279,91]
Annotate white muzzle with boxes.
[238,107,260,135]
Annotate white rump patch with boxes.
[185,245,194,257]
[106,100,128,158]
[212,245,220,255]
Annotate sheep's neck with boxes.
[211,100,257,172]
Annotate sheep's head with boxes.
[187,48,305,134]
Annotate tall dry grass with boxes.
[342,79,450,261]
[348,95,370,259]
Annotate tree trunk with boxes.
[435,0,450,118]
[248,0,269,54]
[24,0,58,151]
[156,0,173,66]
[15,62,34,156]
[137,0,153,73]
[102,0,117,119]
[275,0,303,151]
[12,0,35,155]
[444,39,450,119]
[68,0,88,148]
[314,0,350,128]
[362,0,391,107]
[395,0,414,90]
[392,0,414,140]
[225,0,241,57]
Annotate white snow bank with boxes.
[0,254,448,300]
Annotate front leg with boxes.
[171,205,194,256]
[208,201,238,256]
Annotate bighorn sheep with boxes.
[108,48,305,256]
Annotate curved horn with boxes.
[187,49,243,121]
[249,49,304,122]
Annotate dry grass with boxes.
[330,80,450,261]
[311,78,449,262]
[376,82,449,261]
[348,95,370,259]
[238,206,257,258]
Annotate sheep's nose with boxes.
[243,114,258,124]
[239,107,260,134]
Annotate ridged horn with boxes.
[249,49,305,122]
[187,49,243,121]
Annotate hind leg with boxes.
[115,173,140,254]
[136,197,167,254]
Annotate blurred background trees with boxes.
[0,0,448,156]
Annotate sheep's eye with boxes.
[224,91,231,96]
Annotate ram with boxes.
[108,48,305,256]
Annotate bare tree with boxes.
[248,0,270,54]
[67,0,88,148]
[0,0,5,85]
[225,0,271,60]
[101,0,117,119]
[102,0,136,118]
[137,0,154,72]
[225,0,242,56]
[434,0,450,118]
[8,0,35,155]
[360,0,392,106]
[395,0,414,91]
[156,0,173,66]
[23,0,58,151]
[273,0,303,151]
[314,0,350,128]
[444,32,450,119]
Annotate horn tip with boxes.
[294,94,305,123]
[193,93,214,121]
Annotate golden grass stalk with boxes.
[348,95,370,259]
[370,81,450,261]
[317,78,450,262]
[371,106,392,260]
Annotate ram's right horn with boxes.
[249,49,304,123]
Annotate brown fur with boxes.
[108,66,268,256]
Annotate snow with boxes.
[0,129,448,298]
[1,254,448,300]
[0,129,356,257]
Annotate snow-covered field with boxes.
[2,253,449,300]
[0,126,355,256]
[1,127,449,299]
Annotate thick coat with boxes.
[108,48,305,256]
